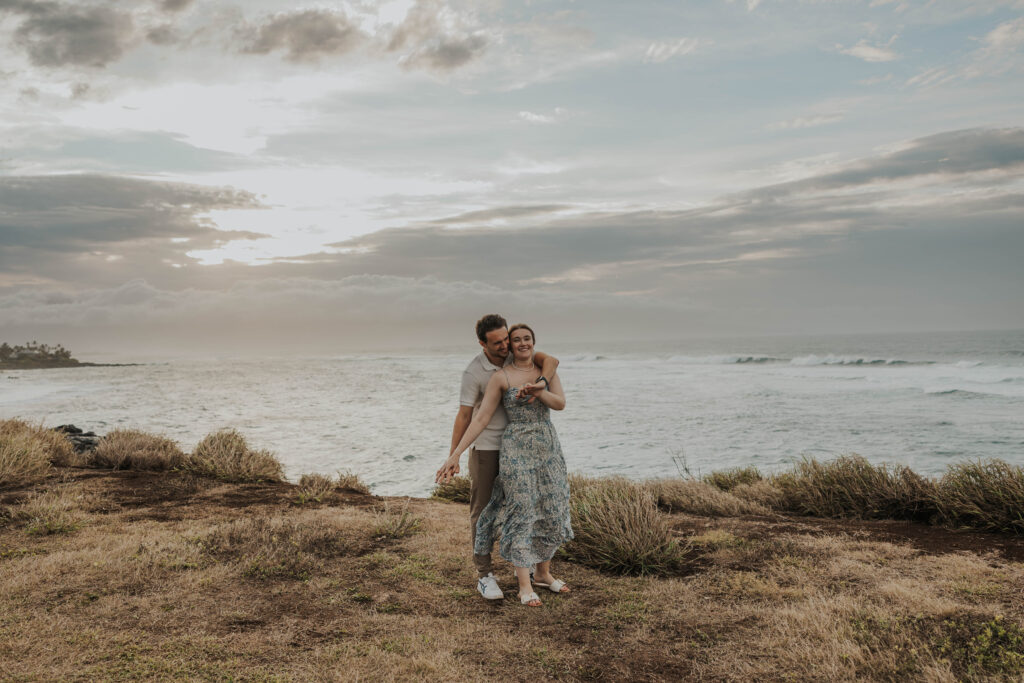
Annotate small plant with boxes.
[934,460,1024,534]
[373,498,421,539]
[561,475,688,576]
[0,419,83,486]
[769,455,938,521]
[647,478,771,517]
[185,429,284,483]
[935,615,1024,676]
[0,431,51,489]
[335,470,370,495]
[89,429,186,471]
[431,475,471,503]
[294,473,334,505]
[703,466,763,492]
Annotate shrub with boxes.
[769,455,938,521]
[703,466,763,492]
[0,425,51,489]
[935,460,1024,534]
[730,479,787,509]
[295,473,334,504]
[560,475,688,576]
[186,429,284,483]
[89,429,186,471]
[0,419,78,482]
[647,478,772,517]
[373,498,421,539]
[431,475,471,503]
[196,515,356,580]
[335,470,370,495]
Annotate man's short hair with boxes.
[476,314,508,342]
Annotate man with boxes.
[435,313,558,601]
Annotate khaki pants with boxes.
[468,448,499,577]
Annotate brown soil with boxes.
[670,513,1024,562]
[4,469,1024,681]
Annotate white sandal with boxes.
[534,579,569,594]
[519,591,542,606]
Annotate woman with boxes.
[443,323,573,607]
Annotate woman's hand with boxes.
[435,453,460,484]
[515,380,546,401]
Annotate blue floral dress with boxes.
[473,377,574,567]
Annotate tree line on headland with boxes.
[0,341,79,368]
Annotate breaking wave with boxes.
[789,355,934,367]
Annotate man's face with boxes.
[480,327,509,359]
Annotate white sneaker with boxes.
[477,573,504,600]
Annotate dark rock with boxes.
[52,424,101,453]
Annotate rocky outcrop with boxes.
[53,424,101,453]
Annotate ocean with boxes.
[2,329,1022,497]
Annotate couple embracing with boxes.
[435,314,574,607]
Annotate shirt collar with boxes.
[478,351,508,372]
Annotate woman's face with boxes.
[510,329,534,359]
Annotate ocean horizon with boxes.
[3,327,1023,497]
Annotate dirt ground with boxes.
[3,469,1024,681]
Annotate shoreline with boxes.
[1,362,142,370]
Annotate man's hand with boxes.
[435,454,460,484]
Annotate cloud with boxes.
[385,0,490,72]
[0,275,693,353]
[643,37,702,63]
[0,174,267,286]
[428,205,570,225]
[748,127,1024,199]
[0,0,136,68]
[238,9,366,63]
[517,108,568,125]
[766,113,844,131]
[984,16,1024,50]
[838,39,899,63]
[157,0,193,12]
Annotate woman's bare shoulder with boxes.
[487,369,510,390]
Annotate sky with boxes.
[1,0,1023,354]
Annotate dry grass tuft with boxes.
[373,498,422,539]
[335,469,371,494]
[294,473,334,504]
[8,485,90,535]
[704,466,763,491]
[935,460,1024,534]
[431,475,470,503]
[0,431,51,489]
[185,429,284,483]
[195,514,361,580]
[0,419,80,486]
[89,428,187,471]
[731,479,788,509]
[769,455,938,522]
[647,478,772,517]
[561,475,688,576]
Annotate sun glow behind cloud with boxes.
[1,0,1023,350]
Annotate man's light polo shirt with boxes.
[459,351,511,451]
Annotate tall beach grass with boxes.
[0,418,79,488]
[185,429,284,483]
[89,429,187,471]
